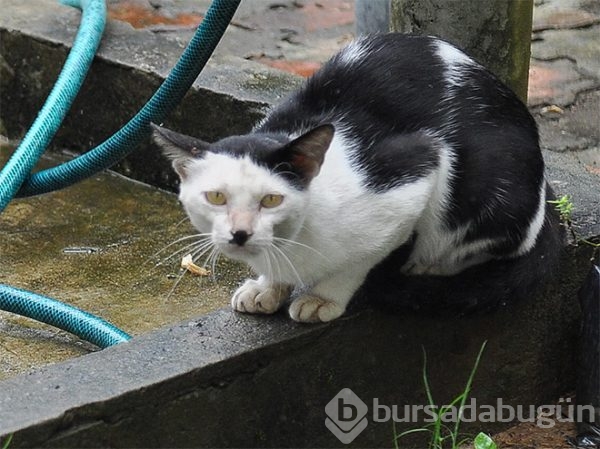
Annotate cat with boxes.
[152,33,561,323]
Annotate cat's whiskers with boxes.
[163,267,188,302]
[268,242,304,287]
[296,222,334,254]
[150,233,212,263]
[188,239,222,276]
[211,251,222,280]
[271,246,287,287]
[261,248,276,285]
[264,246,293,300]
[159,239,213,268]
[272,236,331,264]
[173,216,191,229]
[202,246,222,282]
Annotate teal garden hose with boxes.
[0,285,131,348]
[14,0,241,198]
[0,0,106,213]
[0,0,241,348]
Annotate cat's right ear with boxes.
[150,123,210,179]
[285,124,335,182]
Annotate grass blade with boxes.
[1,435,13,449]
[452,341,488,440]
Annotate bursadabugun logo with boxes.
[325,389,597,444]
[325,388,369,444]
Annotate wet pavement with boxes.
[529,0,600,106]
[107,0,356,76]
[0,147,249,381]
[106,0,600,106]
[529,0,600,237]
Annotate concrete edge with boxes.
[0,0,301,106]
[0,309,323,436]
[0,242,593,448]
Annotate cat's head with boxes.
[152,123,334,264]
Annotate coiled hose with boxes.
[0,0,241,348]
[14,0,241,198]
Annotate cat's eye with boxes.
[205,191,227,206]
[260,194,284,209]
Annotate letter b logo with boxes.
[339,397,358,421]
[325,388,368,444]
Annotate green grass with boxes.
[393,341,496,449]
[1,435,13,449]
[548,195,600,248]
[472,432,496,449]
[547,195,574,223]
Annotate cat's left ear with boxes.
[150,123,210,179]
[285,124,335,181]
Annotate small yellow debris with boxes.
[181,254,210,276]
[540,104,564,115]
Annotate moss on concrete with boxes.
[240,68,302,98]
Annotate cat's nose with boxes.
[229,230,252,246]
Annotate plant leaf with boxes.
[473,432,497,449]
[1,435,13,449]
[452,341,488,438]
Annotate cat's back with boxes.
[261,33,535,140]
[302,33,448,125]
[262,34,446,132]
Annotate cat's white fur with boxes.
[176,128,499,322]
[338,36,371,66]
[514,180,547,257]
[160,35,549,323]
[435,40,476,89]
[432,38,547,266]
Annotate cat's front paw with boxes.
[288,294,345,323]
[231,279,291,315]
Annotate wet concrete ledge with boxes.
[1,1,600,447]
[0,248,592,448]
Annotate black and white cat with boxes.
[152,33,560,323]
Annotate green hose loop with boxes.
[14,0,241,198]
[0,0,106,213]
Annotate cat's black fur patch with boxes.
[259,33,549,260]
[359,132,441,190]
[209,133,321,189]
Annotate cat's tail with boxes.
[361,184,564,314]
